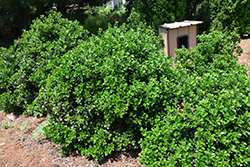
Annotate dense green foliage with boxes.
[2,0,250,41]
[84,14,109,34]
[126,8,147,31]
[1,6,250,165]
[139,31,250,166]
[126,0,250,34]
[126,0,186,27]
[176,30,243,76]
[0,11,88,115]
[0,0,49,36]
[184,0,203,19]
[0,0,107,38]
[35,23,183,160]
[196,0,250,35]
[83,7,126,35]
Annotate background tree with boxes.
[54,0,109,14]
[196,0,250,35]
[75,0,108,7]
[0,0,54,38]
[0,0,108,44]
[126,0,186,27]
[184,0,203,19]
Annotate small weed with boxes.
[20,121,28,131]
[1,121,17,129]
[20,136,25,140]
[12,121,17,128]
[1,121,10,129]
[32,121,48,142]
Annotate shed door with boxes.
[178,36,188,49]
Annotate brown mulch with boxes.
[237,38,250,68]
[0,38,249,167]
[0,110,144,167]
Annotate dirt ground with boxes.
[0,38,250,167]
[0,110,144,167]
[237,38,250,68]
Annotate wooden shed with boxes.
[157,20,203,59]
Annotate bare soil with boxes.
[0,110,144,167]
[237,38,250,68]
[0,38,249,167]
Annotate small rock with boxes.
[7,115,15,121]
[0,143,5,146]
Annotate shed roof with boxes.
[157,20,203,29]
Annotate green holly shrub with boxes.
[84,14,109,35]
[34,23,184,160]
[140,72,250,166]
[0,11,89,115]
[139,31,250,166]
[175,30,243,76]
[1,9,249,166]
